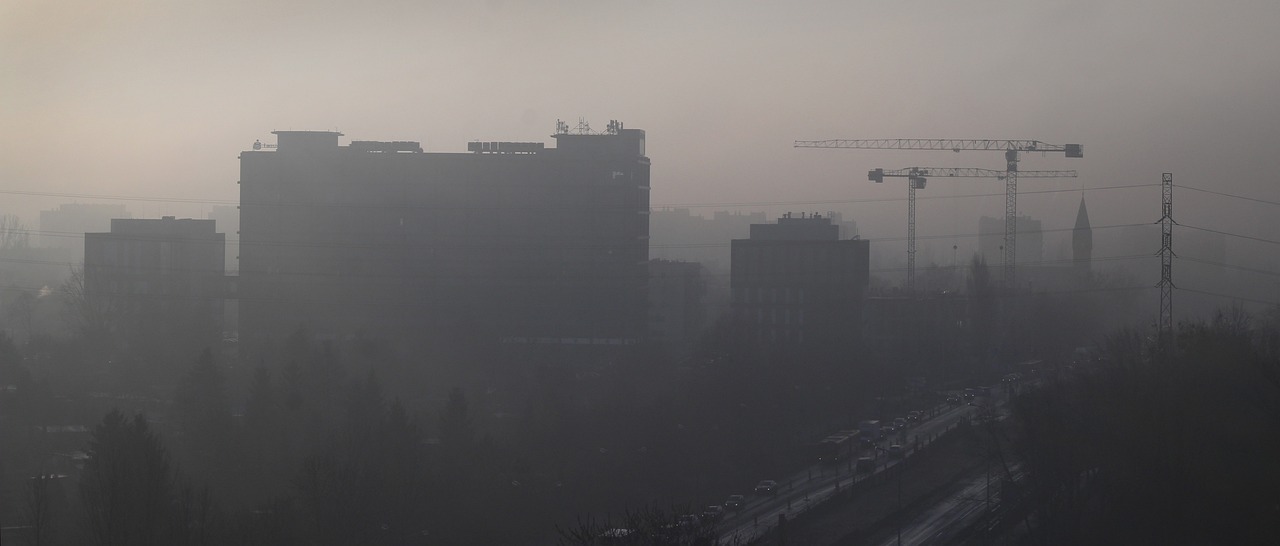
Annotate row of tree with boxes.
[1011,307,1280,544]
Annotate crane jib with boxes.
[794,139,1082,158]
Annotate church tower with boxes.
[1072,196,1093,281]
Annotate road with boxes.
[873,462,1024,546]
[869,385,1026,546]
[714,400,984,544]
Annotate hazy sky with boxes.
[4,0,1280,259]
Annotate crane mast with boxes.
[868,167,1077,293]
[797,139,1083,288]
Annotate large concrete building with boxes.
[730,213,870,346]
[84,217,227,344]
[647,259,706,355]
[237,124,650,348]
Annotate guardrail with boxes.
[738,419,970,544]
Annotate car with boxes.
[946,395,961,405]
[754,480,778,495]
[888,444,904,458]
[907,411,921,422]
[724,494,745,510]
[702,505,725,522]
[880,425,895,437]
[893,417,908,430]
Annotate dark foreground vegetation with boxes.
[1012,308,1280,545]
[0,259,1239,545]
[0,323,915,546]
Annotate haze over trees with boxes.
[1012,308,1280,544]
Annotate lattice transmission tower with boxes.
[1157,173,1175,354]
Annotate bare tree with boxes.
[0,214,30,250]
[59,266,127,347]
[23,472,59,546]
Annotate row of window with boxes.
[750,307,804,326]
[736,286,805,304]
[757,327,804,344]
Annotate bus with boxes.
[816,430,860,464]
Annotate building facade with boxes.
[730,213,869,346]
[647,259,706,354]
[238,125,650,348]
[83,217,227,345]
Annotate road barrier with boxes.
[740,411,975,544]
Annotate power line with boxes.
[0,279,1159,307]
[0,183,1157,212]
[1178,255,1280,279]
[0,252,1162,290]
[0,189,237,205]
[16,221,1156,249]
[1179,224,1280,247]
[1179,287,1278,307]
[1178,184,1280,208]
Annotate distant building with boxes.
[649,208,764,273]
[863,294,967,363]
[206,205,239,274]
[40,203,131,258]
[238,125,649,349]
[84,217,227,344]
[648,259,707,354]
[730,213,870,346]
[978,215,1043,270]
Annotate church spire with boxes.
[1072,195,1092,280]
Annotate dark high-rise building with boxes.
[730,213,869,346]
[238,124,649,348]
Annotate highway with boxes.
[713,400,984,544]
[873,462,1024,546]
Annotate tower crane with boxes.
[868,167,1078,293]
[796,139,1083,287]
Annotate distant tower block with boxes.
[1072,195,1093,281]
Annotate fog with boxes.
[6,1,1280,227]
[3,1,1280,544]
